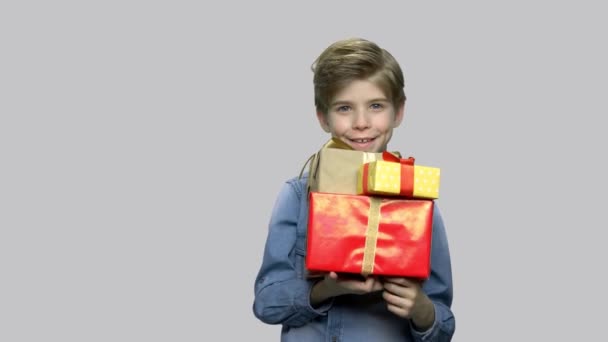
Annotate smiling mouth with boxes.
[349,138,376,143]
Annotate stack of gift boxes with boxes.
[305,138,441,280]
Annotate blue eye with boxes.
[370,103,383,110]
[337,105,351,112]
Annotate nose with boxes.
[353,111,371,130]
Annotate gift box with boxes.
[305,138,401,195]
[358,152,441,199]
[306,192,434,279]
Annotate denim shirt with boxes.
[253,174,455,341]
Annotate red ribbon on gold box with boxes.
[306,192,434,279]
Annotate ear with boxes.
[316,111,331,133]
[392,102,405,128]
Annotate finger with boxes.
[339,282,369,295]
[386,302,410,319]
[371,279,384,292]
[383,277,421,287]
[353,277,377,293]
[334,276,366,286]
[340,277,381,294]
[383,282,411,297]
[383,290,415,313]
[382,289,400,305]
[382,289,408,305]
[332,275,367,287]
[382,277,407,286]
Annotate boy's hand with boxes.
[310,272,383,307]
[382,277,435,331]
[326,272,384,295]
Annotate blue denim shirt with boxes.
[253,174,455,341]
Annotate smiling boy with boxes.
[253,38,455,341]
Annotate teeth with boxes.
[354,139,371,143]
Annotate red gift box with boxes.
[306,192,434,279]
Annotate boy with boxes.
[253,38,455,341]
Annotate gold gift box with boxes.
[304,138,400,195]
[358,159,440,199]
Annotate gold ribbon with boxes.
[361,197,381,276]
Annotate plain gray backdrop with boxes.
[2,1,606,341]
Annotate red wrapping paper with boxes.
[306,192,434,279]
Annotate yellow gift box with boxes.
[357,153,440,199]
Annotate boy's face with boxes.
[317,79,404,153]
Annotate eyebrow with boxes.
[330,98,389,106]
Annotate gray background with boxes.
[2,1,606,341]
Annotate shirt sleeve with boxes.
[252,180,332,327]
[410,203,456,341]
